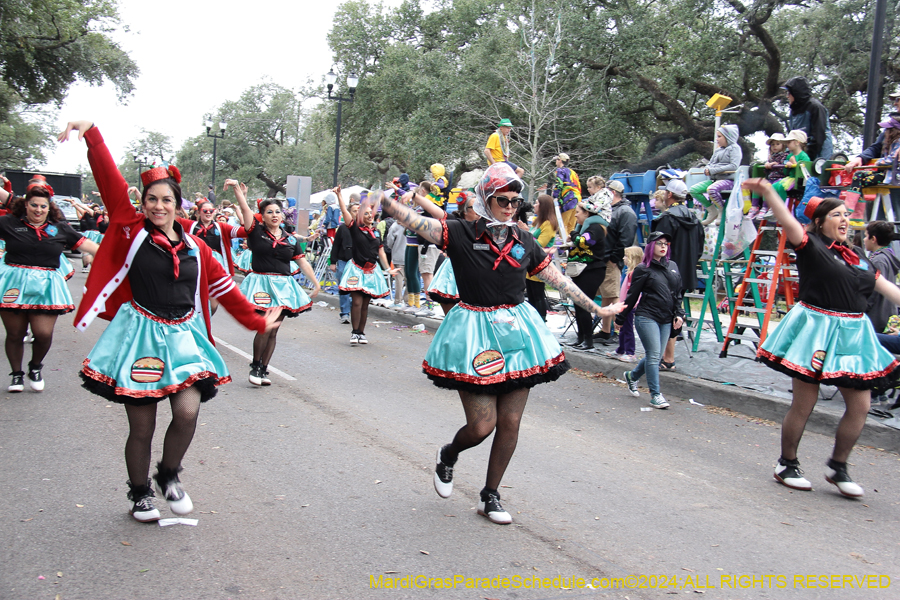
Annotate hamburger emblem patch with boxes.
[347,276,360,287]
[2,288,20,304]
[253,292,272,306]
[473,349,505,377]
[811,350,826,373]
[131,357,165,383]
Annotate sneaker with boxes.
[598,333,619,346]
[433,445,454,498]
[623,371,639,397]
[249,362,264,386]
[81,266,90,273]
[260,366,272,386]
[8,372,24,393]
[357,333,368,344]
[27,364,44,392]
[154,464,194,515]
[350,333,360,345]
[773,457,812,491]
[415,307,434,317]
[127,480,161,523]
[650,393,670,409]
[617,354,637,363]
[23,332,32,343]
[340,315,350,324]
[477,489,512,525]
[825,459,864,498]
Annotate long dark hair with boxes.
[807,197,845,236]
[11,188,64,223]
[534,194,559,231]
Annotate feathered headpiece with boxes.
[141,165,182,188]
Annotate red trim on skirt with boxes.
[757,347,900,382]
[797,301,864,319]
[423,352,567,386]
[0,302,74,312]
[81,360,232,401]
[458,301,518,312]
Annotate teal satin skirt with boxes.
[80,302,231,405]
[339,259,389,298]
[423,301,569,394]
[239,271,312,317]
[234,250,252,274]
[427,259,458,302]
[83,230,104,244]
[758,301,900,390]
[0,262,74,313]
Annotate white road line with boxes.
[213,336,297,381]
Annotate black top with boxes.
[97,219,108,234]
[617,258,685,325]
[568,220,606,272]
[193,222,223,253]
[0,215,84,268]
[603,200,638,266]
[129,223,198,320]
[651,203,704,291]
[793,232,877,313]
[330,223,353,263]
[246,220,303,275]
[349,221,382,266]
[441,218,551,306]
[80,213,97,232]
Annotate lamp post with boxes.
[205,120,227,190]
[132,153,149,190]
[324,69,359,187]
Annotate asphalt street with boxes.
[1,273,898,600]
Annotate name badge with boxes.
[473,243,490,251]
[855,261,869,271]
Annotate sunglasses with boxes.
[489,195,524,208]
[201,209,215,214]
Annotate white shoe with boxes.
[477,491,512,525]
[433,446,453,498]
[130,495,161,523]
[825,461,864,498]
[701,204,720,226]
[27,366,44,392]
[774,459,812,491]
[350,333,360,345]
[357,333,368,344]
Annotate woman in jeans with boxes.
[616,231,684,408]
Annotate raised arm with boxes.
[380,192,443,246]
[535,262,625,319]
[742,178,805,246]
[225,179,253,231]
[334,186,353,225]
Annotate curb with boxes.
[315,292,900,454]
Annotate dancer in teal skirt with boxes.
[382,163,625,524]
[60,120,281,523]
[230,179,319,385]
[334,187,396,345]
[746,178,900,499]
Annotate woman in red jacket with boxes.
[59,120,281,523]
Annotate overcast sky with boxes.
[45,0,395,174]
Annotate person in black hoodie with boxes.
[864,220,900,333]
[782,77,834,161]
[329,201,358,324]
[566,194,608,350]
[652,179,703,370]
[617,231,684,409]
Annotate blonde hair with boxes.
[652,190,667,204]
[587,175,606,189]
[623,246,644,270]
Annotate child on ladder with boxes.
[769,130,810,209]
[689,124,742,226]
[748,133,788,220]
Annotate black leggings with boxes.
[572,267,606,340]
[0,309,58,373]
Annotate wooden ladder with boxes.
[719,218,796,358]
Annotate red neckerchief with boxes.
[195,221,215,237]
[828,241,860,266]
[357,222,376,238]
[25,221,50,240]
[264,227,290,249]
[149,228,186,279]
[481,231,521,270]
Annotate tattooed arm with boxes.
[535,262,626,318]
[380,192,443,246]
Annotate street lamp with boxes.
[133,153,150,190]
[325,69,359,187]
[205,119,227,190]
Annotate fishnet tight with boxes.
[123,386,202,486]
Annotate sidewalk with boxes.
[315,291,900,454]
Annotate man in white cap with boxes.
[652,178,703,370]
